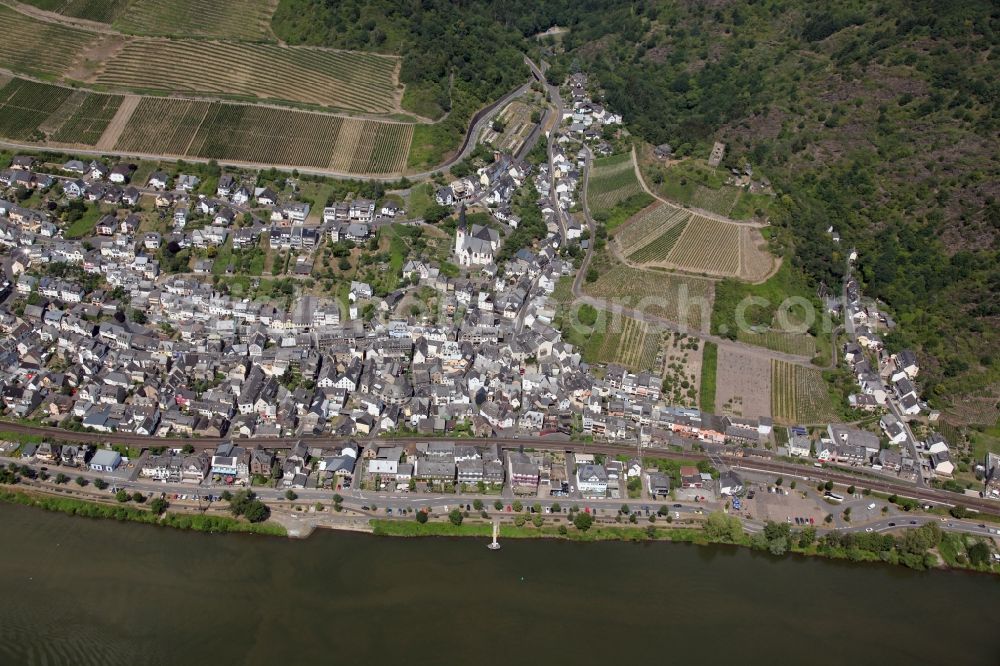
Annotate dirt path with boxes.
[95,94,139,150]
[630,146,769,228]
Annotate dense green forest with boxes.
[272,0,999,422]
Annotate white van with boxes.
[867,502,877,510]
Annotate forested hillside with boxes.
[273,0,999,422]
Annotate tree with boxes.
[775,477,783,486]
[967,541,990,566]
[704,511,743,542]
[285,489,298,501]
[799,526,817,548]
[132,491,145,503]
[221,490,234,502]
[115,489,129,502]
[620,504,630,515]
[532,514,544,527]
[949,505,968,519]
[182,444,195,454]
[658,505,669,516]
[573,511,593,531]
[494,499,503,511]
[532,503,542,514]
[550,502,561,513]
[55,473,69,485]
[512,500,523,512]
[629,513,638,524]
[242,500,270,523]
[93,478,108,490]
[473,499,483,511]
[824,480,834,491]
[448,508,463,526]
[789,480,797,490]
[150,497,169,515]
[847,485,856,495]
[416,509,428,524]
[514,514,527,527]
[74,476,87,487]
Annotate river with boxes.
[0,504,997,665]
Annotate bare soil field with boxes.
[715,346,772,419]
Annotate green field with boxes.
[94,39,399,113]
[628,218,688,264]
[51,92,123,145]
[0,79,72,141]
[20,0,131,22]
[700,341,717,412]
[585,314,660,371]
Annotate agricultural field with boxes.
[627,217,689,264]
[714,346,772,419]
[0,5,97,78]
[587,152,644,216]
[583,251,715,332]
[114,97,210,155]
[114,0,277,40]
[50,92,123,145]
[662,215,740,276]
[737,329,817,357]
[739,226,777,282]
[689,184,741,216]
[586,313,660,372]
[21,0,132,23]
[615,203,690,256]
[770,360,839,425]
[0,79,73,141]
[93,39,400,113]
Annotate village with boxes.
[0,72,996,512]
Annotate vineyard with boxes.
[615,204,690,255]
[114,0,277,40]
[587,315,660,371]
[21,0,132,23]
[587,152,644,215]
[0,5,96,78]
[114,98,210,155]
[627,218,689,264]
[689,184,741,216]
[737,329,817,357]
[93,39,400,113]
[661,216,740,276]
[109,98,411,173]
[0,79,72,141]
[770,360,839,425]
[583,252,715,331]
[51,92,123,145]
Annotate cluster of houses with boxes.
[435,152,531,215]
[561,72,622,141]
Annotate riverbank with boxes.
[0,488,287,537]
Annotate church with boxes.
[454,206,500,267]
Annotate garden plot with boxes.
[715,346,772,419]
[739,226,776,282]
[659,331,703,407]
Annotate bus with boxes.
[824,492,844,502]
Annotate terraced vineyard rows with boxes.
[0,78,72,141]
[0,4,97,77]
[348,121,413,174]
[22,0,133,23]
[665,216,740,275]
[690,184,741,216]
[114,0,277,39]
[589,315,659,371]
[51,92,123,145]
[738,330,817,357]
[628,219,689,263]
[615,204,690,255]
[771,360,839,425]
[114,98,210,155]
[588,152,643,214]
[94,39,399,112]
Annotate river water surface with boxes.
[0,504,997,665]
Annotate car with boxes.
[39,466,48,472]
[888,522,896,527]
[977,524,986,528]
[673,503,682,508]
[361,505,370,511]
[865,528,874,533]
[809,518,814,525]
[909,520,917,525]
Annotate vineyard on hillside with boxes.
[587,315,660,371]
[114,0,277,40]
[587,152,644,215]
[615,204,690,254]
[51,93,124,145]
[94,39,399,113]
[20,0,131,22]
[771,360,839,425]
[109,98,411,173]
[0,79,72,141]
[627,218,689,264]
[738,330,817,357]
[0,5,96,78]
[664,215,741,275]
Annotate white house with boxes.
[575,463,608,497]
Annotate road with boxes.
[3,419,999,516]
